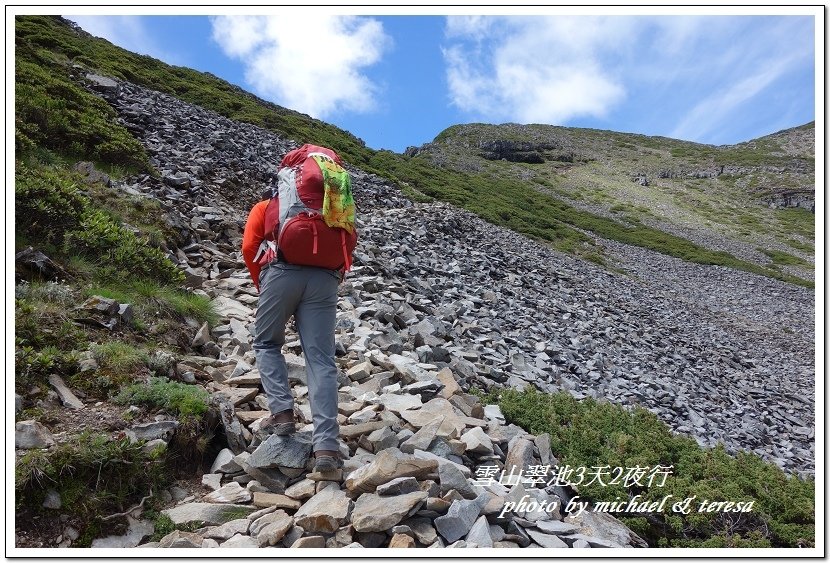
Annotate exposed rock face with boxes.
[20,72,811,549]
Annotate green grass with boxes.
[480,387,814,548]
[90,341,148,372]
[82,279,218,327]
[759,249,813,269]
[775,208,815,241]
[785,238,814,253]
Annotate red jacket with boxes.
[242,200,269,290]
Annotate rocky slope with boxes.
[15,73,815,548]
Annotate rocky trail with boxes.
[15,74,815,549]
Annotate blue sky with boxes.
[62,10,817,154]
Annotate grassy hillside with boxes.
[420,122,815,280]
[15,15,813,287]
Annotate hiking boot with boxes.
[259,412,296,436]
[312,454,344,473]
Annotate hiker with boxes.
[242,144,357,473]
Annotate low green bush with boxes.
[15,44,149,171]
[15,165,87,246]
[785,238,814,254]
[16,162,184,286]
[114,377,210,420]
[63,207,185,285]
[481,387,814,548]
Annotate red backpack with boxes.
[259,144,358,272]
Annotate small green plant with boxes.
[146,511,176,542]
[114,377,210,420]
[785,238,814,254]
[15,345,79,392]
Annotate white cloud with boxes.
[442,16,628,125]
[663,17,815,141]
[210,15,391,119]
[65,15,178,64]
[669,56,800,142]
[442,15,814,141]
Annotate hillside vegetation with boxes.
[15,15,813,287]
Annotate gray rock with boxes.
[254,510,294,547]
[219,534,258,548]
[563,533,624,548]
[434,497,483,543]
[527,528,569,548]
[460,426,493,455]
[282,525,304,547]
[373,392,422,413]
[192,321,211,347]
[439,461,478,499]
[284,478,316,500]
[405,516,439,545]
[345,447,438,494]
[377,476,421,496]
[294,486,352,534]
[15,420,55,449]
[565,511,647,547]
[534,433,554,466]
[465,515,493,548]
[204,518,250,540]
[534,520,579,535]
[125,420,179,443]
[91,516,154,548]
[162,503,257,526]
[142,439,167,456]
[366,425,399,451]
[504,436,535,476]
[211,448,242,473]
[48,374,84,409]
[204,482,252,504]
[85,73,119,93]
[201,473,222,491]
[400,416,443,454]
[77,295,119,316]
[240,460,291,493]
[249,432,313,473]
[400,380,445,402]
[351,491,428,532]
[42,489,62,510]
[291,535,326,548]
[412,450,472,477]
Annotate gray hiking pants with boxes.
[253,261,341,452]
